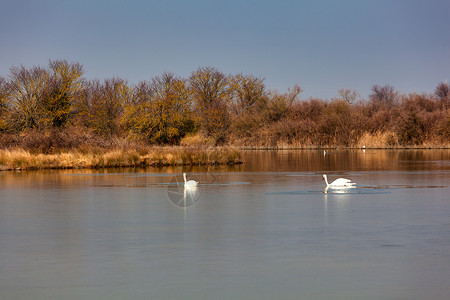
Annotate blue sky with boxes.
[1,0,449,99]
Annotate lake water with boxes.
[0,149,449,299]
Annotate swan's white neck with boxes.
[183,173,187,183]
[323,175,330,186]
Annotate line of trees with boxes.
[0,60,448,150]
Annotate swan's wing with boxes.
[331,178,355,186]
[186,180,198,187]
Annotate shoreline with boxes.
[0,146,243,171]
[238,145,450,150]
[0,145,448,171]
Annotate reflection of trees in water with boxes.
[242,149,449,172]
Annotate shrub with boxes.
[180,132,215,147]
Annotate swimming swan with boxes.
[183,173,198,187]
[322,174,356,188]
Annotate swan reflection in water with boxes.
[323,185,356,194]
[168,185,201,208]
[167,174,201,208]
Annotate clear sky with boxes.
[1,0,449,99]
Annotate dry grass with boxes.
[356,131,450,149]
[356,131,399,148]
[180,133,215,147]
[0,146,242,171]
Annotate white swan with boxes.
[183,173,198,187]
[322,174,356,188]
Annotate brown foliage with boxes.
[228,73,266,114]
[74,78,128,136]
[7,65,49,130]
[5,61,83,131]
[435,82,449,100]
[122,73,195,144]
[0,62,448,150]
[396,94,448,145]
[189,67,231,144]
[369,84,399,108]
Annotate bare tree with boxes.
[228,73,266,114]
[42,60,84,127]
[434,82,449,99]
[123,73,194,144]
[336,88,359,104]
[75,78,130,135]
[189,67,229,108]
[369,84,398,107]
[189,67,231,143]
[0,76,10,130]
[8,65,49,130]
[0,76,9,109]
[434,82,449,111]
[265,84,302,122]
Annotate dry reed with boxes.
[356,131,399,148]
[0,146,242,171]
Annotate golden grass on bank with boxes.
[0,146,242,171]
[180,133,215,147]
[356,131,450,149]
[356,131,399,148]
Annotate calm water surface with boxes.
[0,150,449,299]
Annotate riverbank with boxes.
[232,130,449,150]
[238,145,450,150]
[0,146,242,171]
[2,144,449,171]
